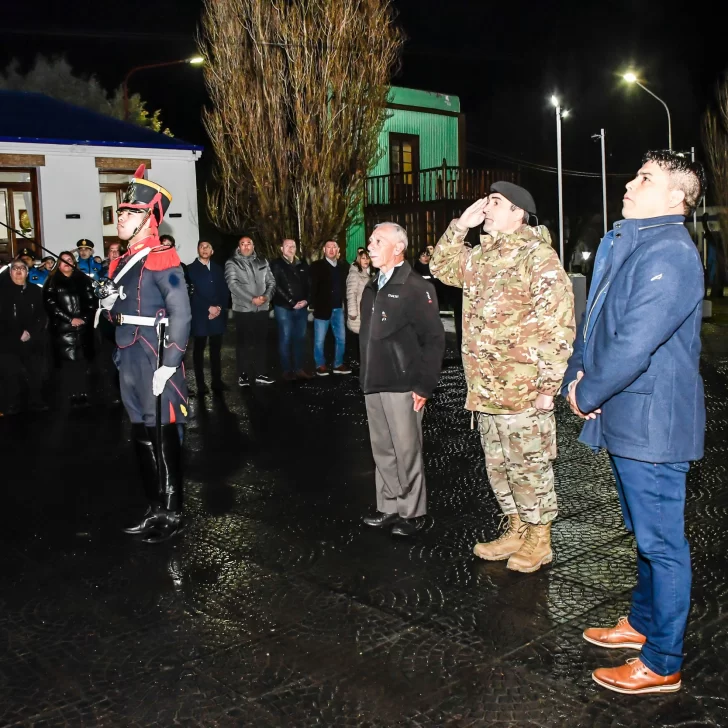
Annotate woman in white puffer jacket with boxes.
[346,248,373,334]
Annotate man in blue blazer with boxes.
[563,150,706,695]
[186,240,230,394]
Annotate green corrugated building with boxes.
[346,86,515,260]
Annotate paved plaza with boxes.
[1,310,727,727]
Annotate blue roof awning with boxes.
[0,90,203,152]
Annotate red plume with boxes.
[133,164,146,179]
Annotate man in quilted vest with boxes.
[431,182,575,572]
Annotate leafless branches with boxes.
[200,0,402,258]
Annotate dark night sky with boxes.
[3,0,727,224]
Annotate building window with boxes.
[389,133,420,203]
[0,168,41,260]
[99,172,132,256]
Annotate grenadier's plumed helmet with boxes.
[118,164,173,227]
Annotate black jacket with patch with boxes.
[359,261,445,398]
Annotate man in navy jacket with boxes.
[186,240,229,394]
[563,150,706,695]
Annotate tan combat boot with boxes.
[473,513,526,561]
[507,523,553,573]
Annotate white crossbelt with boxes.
[117,314,169,326]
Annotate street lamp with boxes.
[623,72,672,150]
[123,56,204,122]
[551,95,569,264]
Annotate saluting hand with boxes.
[456,197,488,230]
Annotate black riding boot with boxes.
[122,423,164,535]
[143,424,185,544]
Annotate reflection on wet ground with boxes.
[1,319,727,727]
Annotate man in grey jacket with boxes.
[224,236,276,386]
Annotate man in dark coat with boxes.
[309,240,351,376]
[0,260,47,414]
[564,151,706,695]
[360,222,445,537]
[186,240,229,394]
[270,238,312,381]
[100,164,191,544]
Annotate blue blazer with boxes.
[187,258,229,337]
[562,215,705,463]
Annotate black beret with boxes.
[490,181,537,215]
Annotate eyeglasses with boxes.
[10,265,27,271]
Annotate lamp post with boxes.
[551,95,569,264]
[591,129,608,236]
[123,56,204,122]
[623,73,672,150]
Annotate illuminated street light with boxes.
[581,251,592,261]
[623,72,672,150]
[123,56,205,121]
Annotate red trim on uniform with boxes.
[169,401,176,424]
[145,246,181,271]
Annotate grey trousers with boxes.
[364,391,427,519]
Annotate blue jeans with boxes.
[610,455,691,676]
[274,306,308,373]
[314,308,345,368]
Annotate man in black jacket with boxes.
[309,240,351,376]
[270,238,313,381]
[360,222,445,537]
[0,260,47,414]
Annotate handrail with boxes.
[364,165,518,206]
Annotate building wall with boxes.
[0,141,201,262]
[346,87,461,260]
[150,158,201,264]
[38,155,104,254]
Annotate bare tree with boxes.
[200,0,402,259]
[702,74,728,297]
[0,55,172,134]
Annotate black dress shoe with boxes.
[122,506,164,535]
[363,512,401,528]
[142,513,184,543]
[391,518,419,537]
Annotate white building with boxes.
[0,90,202,264]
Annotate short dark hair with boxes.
[643,150,706,216]
[159,234,176,246]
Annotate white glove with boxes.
[152,365,177,396]
[100,292,119,311]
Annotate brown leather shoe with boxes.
[316,365,330,377]
[592,658,681,694]
[583,616,646,650]
[296,369,314,380]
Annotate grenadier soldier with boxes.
[99,165,191,543]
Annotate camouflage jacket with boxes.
[430,220,575,414]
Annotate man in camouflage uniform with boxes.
[431,182,575,572]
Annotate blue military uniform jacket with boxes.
[110,237,191,368]
[77,256,103,281]
[27,267,48,287]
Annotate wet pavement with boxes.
[2,310,728,727]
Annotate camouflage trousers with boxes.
[477,409,558,525]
